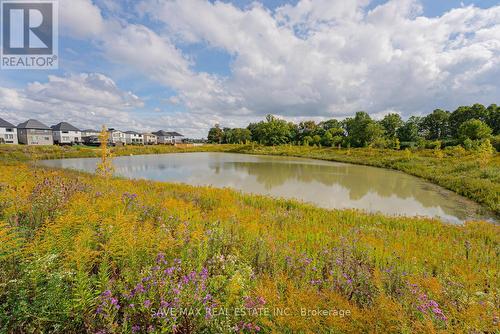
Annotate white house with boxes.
[108,129,126,145]
[51,122,82,145]
[153,130,184,145]
[0,117,18,144]
[143,133,158,145]
[124,131,144,145]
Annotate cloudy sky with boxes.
[0,0,499,137]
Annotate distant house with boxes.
[143,133,158,145]
[108,128,125,145]
[17,119,53,145]
[51,122,81,145]
[153,130,184,145]
[81,129,100,138]
[0,117,18,144]
[124,131,144,145]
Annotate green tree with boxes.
[207,124,224,144]
[222,127,233,144]
[288,122,300,144]
[319,119,341,131]
[397,116,423,142]
[486,104,499,135]
[365,123,386,147]
[343,112,384,147]
[458,119,492,142]
[322,128,344,147]
[224,128,251,144]
[247,122,259,142]
[421,109,450,140]
[312,135,322,146]
[250,115,293,146]
[380,113,403,139]
[298,121,320,142]
[449,104,489,136]
[239,128,252,144]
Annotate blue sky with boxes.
[0,0,499,137]
[232,0,500,14]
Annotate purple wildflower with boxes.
[110,297,120,310]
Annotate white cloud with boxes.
[2,0,499,138]
[138,0,499,121]
[0,73,142,130]
[60,0,105,38]
[0,73,226,137]
[26,73,143,109]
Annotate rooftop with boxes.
[17,119,51,130]
[153,130,184,137]
[51,122,80,132]
[0,117,15,128]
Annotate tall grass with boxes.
[0,157,498,333]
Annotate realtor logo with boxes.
[1,0,58,69]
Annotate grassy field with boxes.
[0,144,499,333]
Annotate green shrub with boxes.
[426,140,442,149]
[458,119,492,142]
[400,141,417,150]
[491,135,500,152]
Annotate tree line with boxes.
[208,103,499,150]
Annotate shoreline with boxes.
[2,143,497,216]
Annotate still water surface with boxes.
[41,152,496,224]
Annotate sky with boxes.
[0,0,499,138]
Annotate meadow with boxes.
[0,144,499,333]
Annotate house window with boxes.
[6,128,13,132]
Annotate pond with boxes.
[41,152,496,224]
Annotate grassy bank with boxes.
[0,161,499,333]
[0,144,237,163]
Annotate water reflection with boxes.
[227,161,446,205]
[40,153,496,224]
